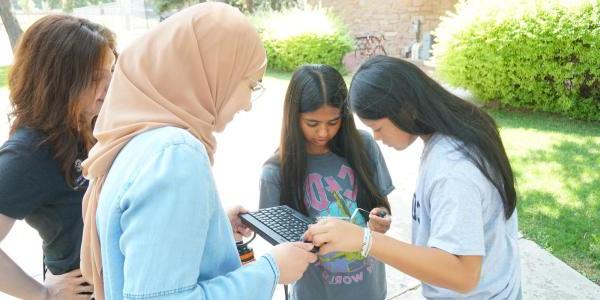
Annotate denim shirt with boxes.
[96,126,279,299]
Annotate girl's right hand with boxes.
[43,268,93,300]
[303,218,364,254]
[270,242,317,284]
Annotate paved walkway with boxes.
[1,78,599,299]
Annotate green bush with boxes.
[253,8,353,72]
[434,0,600,121]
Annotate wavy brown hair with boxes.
[8,15,116,187]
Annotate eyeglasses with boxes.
[250,79,266,103]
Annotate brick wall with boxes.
[307,0,457,58]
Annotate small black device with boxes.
[236,233,256,265]
[236,240,255,265]
[376,210,387,218]
[352,207,387,222]
[240,205,319,252]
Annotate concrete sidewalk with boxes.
[1,82,599,299]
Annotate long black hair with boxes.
[349,56,516,219]
[269,64,391,216]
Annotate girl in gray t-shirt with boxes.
[305,56,522,299]
[259,64,395,300]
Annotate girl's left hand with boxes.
[227,205,253,241]
[303,218,363,255]
[368,207,391,233]
[44,269,93,300]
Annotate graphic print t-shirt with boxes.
[260,131,394,300]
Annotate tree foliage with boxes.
[149,0,299,14]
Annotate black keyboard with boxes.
[240,205,316,246]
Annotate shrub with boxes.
[253,8,353,72]
[434,0,600,121]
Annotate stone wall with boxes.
[307,0,457,58]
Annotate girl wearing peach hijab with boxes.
[80,3,317,299]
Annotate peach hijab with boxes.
[80,3,267,299]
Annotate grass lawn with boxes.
[0,65,8,89]
[491,109,600,284]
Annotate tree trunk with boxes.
[243,0,253,13]
[270,0,280,11]
[0,0,22,51]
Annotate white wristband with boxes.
[365,232,373,256]
[361,228,372,258]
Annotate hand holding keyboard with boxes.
[240,205,319,252]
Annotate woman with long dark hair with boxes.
[305,56,521,299]
[260,64,394,299]
[0,15,116,299]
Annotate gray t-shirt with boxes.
[260,131,394,300]
[412,133,521,299]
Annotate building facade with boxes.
[308,0,458,59]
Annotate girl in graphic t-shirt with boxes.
[305,56,522,300]
[259,64,394,300]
